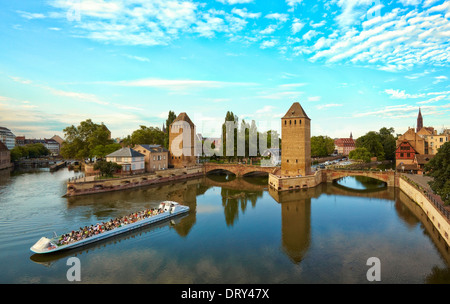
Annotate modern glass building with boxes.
[0,127,16,150]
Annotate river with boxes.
[0,168,449,283]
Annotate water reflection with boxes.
[2,169,450,283]
[334,175,387,190]
[271,189,312,264]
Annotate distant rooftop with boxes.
[106,147,144,158]
[139,144,169,153]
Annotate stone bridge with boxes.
[324,169,397,187]
[204,162,279,177]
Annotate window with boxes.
[299,120,302,125]
[400,153,404,157]
[287,159,289,163]
[153,156,156,161]
[440,138,443,142]
[285,120,287,125]
[294,120,296,125]
[290,120,292,125]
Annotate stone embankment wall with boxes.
[65,166,203,197]
[399,176,450,247]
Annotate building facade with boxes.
[0,127,16,150]
[281,102,311,177]
[0,141,12,170]
[334,133,356,156]
[168,112,197,169]
[106,147,145,175]
[395,109,448,173]
[134,144,169,172]
[395,140,417,167]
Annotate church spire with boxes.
[417,107,423,132]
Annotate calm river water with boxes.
[0,168,449,284]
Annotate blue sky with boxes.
[0,0,449,140]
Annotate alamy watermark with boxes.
[66,0,82,22]
[66,257,81,282]
[366,257,381,282]
[169,119,280,167]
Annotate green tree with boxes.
[222,111,238,159]
[424,142,450,205]
[349,147,372,163]
[378,127,396,160]
[355,131,385,160]
[164,111,177,149]
[61,119,113,160]
[311,135,335,157]
[94,160,122,178]
[10,144,49,161]
[130,125,165,146]
[90,143,122,159]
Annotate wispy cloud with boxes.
[316,103,342,110]
[101,78,258,89]
[385,89,425,99]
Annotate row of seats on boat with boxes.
[57,207,165,246]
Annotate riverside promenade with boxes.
[64,166,203,197]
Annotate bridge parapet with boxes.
[203,162,279,177]
[324,169,396,187]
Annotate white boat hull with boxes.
[30,202,189,254]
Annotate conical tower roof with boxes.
[282,102,310,119]
[172,112,195,127]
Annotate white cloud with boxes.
[385,89,426,99]
[16,10,46,19]
[256,105,276,113]
[308,96,321,102]
[417,95,447,104]
[399,0,422,6]
[291,19,305,34]
[101,78,258,90]
[260,24,277,35]
[231,8,261,19]
[265,13,289,23]
[216,0,254,4]
[302,30,318,41]
[316,103,342,110]
[48,88,109,105]
[286,0,303,11]
[309,6,450,70]
[260,39,278,49]
[48,0,250,46]
[434,76,448,84]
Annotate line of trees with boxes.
[350,127,396,162]
[10,143,50,162]
[425,142,449,205]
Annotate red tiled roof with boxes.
[334,138,355,147]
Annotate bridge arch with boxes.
[325,170,395,187]
[206,168,237,176]
[204,163,278,177]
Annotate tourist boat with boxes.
[30,201,189,254]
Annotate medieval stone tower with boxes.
[169,112,196,168]
[281,102,311,177]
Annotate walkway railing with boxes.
[400,174,450,221]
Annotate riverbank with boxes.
[399,174,450,247]
[64,166,203,197]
